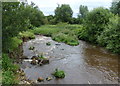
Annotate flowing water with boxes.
[20,35,119,84]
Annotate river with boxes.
[20,35,119,84]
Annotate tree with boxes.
[110,1,120,15]
[46,15,56,24]
[20,2,45,27]
[55,4,73,23]
[2,2,45,52]
[77,5,88,24]
[97,15,120,53]
[79,7,113,42]
[78,5,88,18]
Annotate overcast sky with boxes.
[27,0,112,17]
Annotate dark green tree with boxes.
[55,4,73,23]
[110,1,120,15]
[97,15,120,53]
[78,7,113,42]
[46,15,56,24]
[78,5,89,18]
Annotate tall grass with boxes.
[2,54,19,85]
[31,24,82,46]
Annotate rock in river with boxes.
[37,77,44,82]
[31,59,38,65]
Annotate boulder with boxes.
[38,58,49,65]
[42,59,49,64]
[31,56,39,60]
[46,77,52,81]
[55,43,61,46]
[37,77,44,82]
[31,59,37,65]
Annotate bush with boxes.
[2,54,19,85]
[52,69,65,78]
[46,42,51,46]
[52,32,79,46]
[97,15,120,53]
[19,31,35,39]
[3,37,22,53]
[2,70,15,85]
[32,25,60,36]
[2,54,19,72]
[83,7,113,42]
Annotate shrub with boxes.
[46,42,51,46]
[2,70,15,85]
[3,37,22,52]
[32,25,60,36]
[2,54,19,84]
[83,7,113,43]
[19,31,35,39]
[29,46,35,50]
[97,15,120,53]
[52,68,65,78]
[52,32,79,46]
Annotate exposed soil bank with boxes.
[20,35,119,84]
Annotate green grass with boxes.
[0,70,2,84]
[38,54,46,60]
[2,54,20,85]
[52,68,65,78]
[19,31,35,39]
[52,32,79,46]
[31,24,82,46]
[31,25,61,36]
[46,42,51,46]
[3,37,23,52]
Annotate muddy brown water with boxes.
[20,35,119,84]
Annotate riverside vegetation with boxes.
[2,1,120,85]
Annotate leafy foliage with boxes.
[19,31,35,39]
[110,1,120,16]
[3,37,22,53]
[97,15,120,53]
[52,29,79,46]
[77,7,120,54]
[32,24,80,46]
[2,54,19,84]
[53,69,65,78]
[79,5,89,18]
[55,4,73,23]
[79,7,113,42]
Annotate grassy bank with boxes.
[31,24,83,46]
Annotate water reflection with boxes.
[83,42,119,82]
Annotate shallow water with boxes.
[20,35,119,84]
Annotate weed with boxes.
[19,31,35,39]
[29,46,35,50]
[46,42,51,46]
[52,68,65,78]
